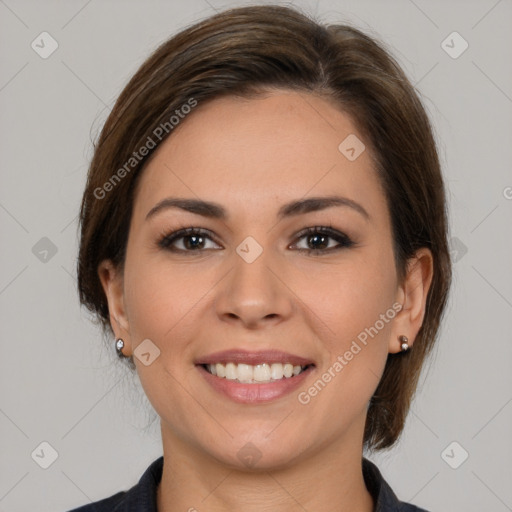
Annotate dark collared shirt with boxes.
[67,456,429,511]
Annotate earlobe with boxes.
[97,260,131,353]
[389,248,434,354]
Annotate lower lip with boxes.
[197,365,314,404]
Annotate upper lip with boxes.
[195,349,315,367]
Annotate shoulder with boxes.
[64,456,164,512]
[362,457,431,512]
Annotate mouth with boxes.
[194,349,316,403]
[200,362,314,383]
[195,348,315,382]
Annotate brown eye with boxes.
[158,228,221,252]
[292,226,355,254]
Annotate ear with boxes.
[97,259,132,356]
[389,247,434,353]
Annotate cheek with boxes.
[123,250,199,341]
[297,247,397,340]
[300,246,397,390]
[297,266,396,420]
[122,258,198,419]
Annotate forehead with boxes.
[132,90,386,221]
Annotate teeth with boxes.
[225,362,237,380]
[270,363,283,380]
[237,363,253,382]
[206,362,308,383]
[253,363,271,382]
[215,363,226,378]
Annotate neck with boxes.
[156,423,375,512]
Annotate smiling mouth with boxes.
[201,362,314,384]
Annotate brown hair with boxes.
[77,4,452,451]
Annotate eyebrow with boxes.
[145,195,370,221]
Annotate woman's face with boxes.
[100,90,427,469]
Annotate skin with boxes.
[99,89,433,512]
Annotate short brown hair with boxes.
[77,4,452,451]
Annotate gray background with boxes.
[1,0,511,510]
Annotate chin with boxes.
[202,432,311,472]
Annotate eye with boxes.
[158,227,221,253]
[157,225,355,255]
[291,225,355,254]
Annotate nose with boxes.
[214,246,294,330]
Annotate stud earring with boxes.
[115,338,126,357]
[398,335,409,352]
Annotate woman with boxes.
[71,4,451,511]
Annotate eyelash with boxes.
[157,225,356,255]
